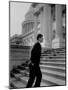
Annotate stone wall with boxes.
[9,45,31,71]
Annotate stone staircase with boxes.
[9,46,66,89]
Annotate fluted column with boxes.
[27,23,28,32]
[26,23,27,33]
[34,16,38,43]
[30,23,31,32]
[40,5,52,48]
[55,5,63,48]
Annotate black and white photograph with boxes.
[9,1,66,89]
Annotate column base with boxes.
[52,37,65,49]
[41,41,52,48]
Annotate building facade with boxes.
[22,3,66,48]
[10,34,24,45]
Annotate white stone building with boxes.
[22,3,66,48]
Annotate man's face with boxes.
[39,36,43,43]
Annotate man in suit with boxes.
[26,34,43,88]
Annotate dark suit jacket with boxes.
[30,42,41,65]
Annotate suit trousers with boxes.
[26,63,42,88]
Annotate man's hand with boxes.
[31,62,34,66]
[29,60,34,66]
[28,60,31,65]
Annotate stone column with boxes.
[28,23,30,32]
[55,5,63,48]
[30,22,31,31]
[24,24,26,34]
[29,22,31,32]
[34,16,38,43]
[22,24,24,35]
[26,23,28,32]
[31,22,33,30]
[27,23,28,32]
[26,23,27,33]
[40,5,52,48]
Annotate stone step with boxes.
[41,67,65,76]
[11,50,65,54]
[10,56,30,59]
[41,57,65,61]
[41,61,65,65]
[55,51,66,54]
[15,64,66,80]
[40,64,65,70]
[16,62,66,72]
[14,73,23,79]
[20,70,29,77]
[10,57,66,62]
[43,48,65,52]
[9,77,16,84]
[41,55,66,58]
[41,81,50,86]
[54,48,66,52]
[41,69,65,80]
[10,78,26,89]
[11,54,65,59]
[41,59,65,63]
[20,76,57,87]
[18,66,65,81]
[16,65,65,78]
[10,56,65,60]
[41,55,65,58]
[41,79,58,86]
[14,76,47,87]
[41,56,65,60]
[43,49,66,52]
[10,82,17,89]
[10,63,66,88]
[19,67,65,81]
[42,74,66,85]
[11,52,66,57]
[40,62,65,67]
[11,49,30,53]
[24,76,64,86]
[11,49,65,54]
[43,51,66,54]
[13,61,66,76]
[40,65,65,73]
[10,70,65,89]
[11,54,30,57]
[41,54,66,58]
[11,52,65,56]
[16,75,57,87]
[41,53,65,56]
[10,56,66,61]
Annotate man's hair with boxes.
[37,34,43,40]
